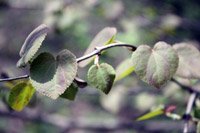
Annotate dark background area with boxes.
[0,0,200,132]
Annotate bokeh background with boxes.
[0,0,200,133]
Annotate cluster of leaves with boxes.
[4,24,200,116]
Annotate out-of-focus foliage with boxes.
[0,0,200,133]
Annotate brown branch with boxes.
[0,43,137,82]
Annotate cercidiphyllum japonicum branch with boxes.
[0,43,136,82]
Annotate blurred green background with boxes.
[0,0,200,132]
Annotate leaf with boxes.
[87,63,116,94]
[30,49,77,99]
[60,82,78,101]
[17,24,49,68]
[136,106,164,121]
[115,58,134,81]
[173,43,200,79]
[8,82,35,111]
[79,27,117,67]
[132,41,179,88]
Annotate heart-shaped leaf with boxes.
[30,49,77,99]
[8,82,35,111]
[173,43,200,79]
[115,58,134,81]
[79,27,117,67]
[60,82,78,101]
[132,41,179,88]
[17,24,49,68]
[87,63,116,94]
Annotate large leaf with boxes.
[132,41,179,88]
[8,82,35,111]
[60,82,78,101]
[87,63,116,94]
[30,50,77,99]
[79,27,117,67]
[115,58,134,81]
[173,43,200,79]
[17,24,49,68]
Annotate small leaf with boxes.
[173,43,200,79]
[136,106,164,121]
[132,41,179,88]
[30,49,77,99]
[79,27,117,67]
[8,82,35,111]
[87,63,116,94]
[115,58,134,81]
[60,83,78,101]
[17,24,49,68]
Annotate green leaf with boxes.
[136,106,164,121]
[8,82,35,111]
[17,24,49,68]
[79,27,117,67]
[132,41,179,88]
[87,63,116,94]
[30,49,77,99]
[115,58,134,81]
[60,83,78,101]
[173,43,200,79]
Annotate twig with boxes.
[171,78,200,95]
[0,75,29,82]
[183,92,197,133]
[0,43,137,82]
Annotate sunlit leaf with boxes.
[115,58,134,81]
[60,82,78,101]
[8,82,35,111]
[132,41,179,88]
[136,106,164,121]
[30,50,77,99]
[173,43,200,79]
[79,27,117,67]
[17,24,49,68]
[87,63,116,94]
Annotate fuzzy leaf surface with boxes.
[30,50,77,99]
[17,24,49,68]
[132,41,179,88]
[87,63,116,94]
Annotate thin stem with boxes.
[76,43,136,63]
[183,92,197,133]
[0,75,29,82]
[0,43,137,82]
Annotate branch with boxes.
[183,92,197,133]
[0,43,137,82]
